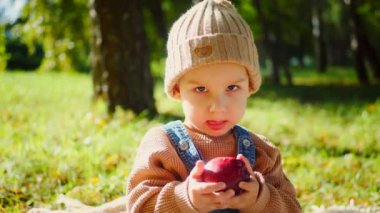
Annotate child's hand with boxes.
[187,160,236,212]
[223,154,260,211]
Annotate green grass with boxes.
[0,68,379,212]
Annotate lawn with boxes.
[0,68,379,212]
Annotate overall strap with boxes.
[234,125,255,166]
[162,120,203,172]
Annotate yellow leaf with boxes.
[367,104,376,112]
[91,177,100,185]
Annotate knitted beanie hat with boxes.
[165,0,261,98]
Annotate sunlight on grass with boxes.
[284,66,359,85]
[0,69,379,212]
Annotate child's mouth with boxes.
[206,120,227,130]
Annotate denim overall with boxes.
[163,120,255,213]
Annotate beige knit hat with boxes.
[164,0,261,98]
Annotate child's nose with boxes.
[209,94,227,113]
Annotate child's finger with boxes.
[239,177,258,192]
[189,160,205,180]
[236,154,254,174]
[197,182,227,194]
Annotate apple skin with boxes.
[201,157,250,194]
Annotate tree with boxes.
[14,0,159,115]
[311,0,327,72]
[323,1,351,67]
[0,25,9,71]
[89,0,157,115]
[16,0,89,71]
[345,0,380,83]
[252,0,295,86]
[146,0,168,41]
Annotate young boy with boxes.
[126,0,301,212]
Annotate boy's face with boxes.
[174,63,253,137]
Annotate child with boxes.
[126,0,301,212]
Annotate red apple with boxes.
[201,157,250,194]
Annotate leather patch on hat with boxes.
[194,45,213,58]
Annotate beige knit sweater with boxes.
[126,125,301,213]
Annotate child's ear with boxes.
[172,84,181,100]
[248,85,254,97]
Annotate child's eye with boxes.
[227,85,239,91]
[195,86,207,93]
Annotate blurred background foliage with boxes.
[4,0,90,72]
[1,0,380,115]
[0,0,379,81]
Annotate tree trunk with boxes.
[253,0,281,85]
[146,0,167,41]
[90,0,157,115]
[346,0,370,84]
[298,36,306,68]
[348,0,380,81]
[89,0,106,101]
[352,37,369,84]
[271,0,292,85]
[283,63,293,86]
[312,0,327,73]
[271,51,281,85]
